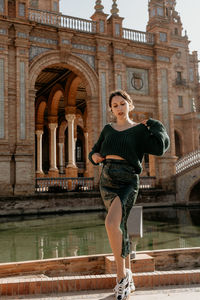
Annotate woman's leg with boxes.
[105,196,126,282]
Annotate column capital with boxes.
[35,130,44,136]
[48,123,58,130]
[84,131,88,137]
[65,114,76,122]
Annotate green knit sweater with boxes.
[88,118,170,174]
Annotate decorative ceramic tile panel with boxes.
[0,0,4,13]
[0,58,4,138]
[117,74,122,89]
[74,53,95,69]
[20,62,26,139]
[127,67,149,95]
[29,46,51,60]
[161,68,170,133]
[101,72,107,127]
[125,52,153,61]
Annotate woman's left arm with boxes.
[141,118,170,156]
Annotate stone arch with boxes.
[29,50,98,101]
[176,164,200,203]
[66,76,81,107]
[58,120,68,143]
[76,111,84,130]
[48,83,64,117]
[30,50,99,178]
[189,179,200,202]
[35,97,47,127]
[174,128,183,157]
[64,72,77,107]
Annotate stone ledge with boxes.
[105,254,155,274]
[1,270,200,296]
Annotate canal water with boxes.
[0,207,200,263]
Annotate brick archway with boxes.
[29,50,98,100]
[174,129,183,158]
[30,50,99,178]
[176,165,200,203]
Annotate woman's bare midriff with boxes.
[105,155,125,160]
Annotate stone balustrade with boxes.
[123,28,155,45]
[28,8,155,45]
[176,150,200,174]
[139,176,156,189]
[35,176,156,193]
[36,177,94,193]
[29,8,96,33]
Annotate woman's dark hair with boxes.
[109,90,134,110]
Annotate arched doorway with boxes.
[35,65,88,177]
[175,130,182,158]
[189,181,200,202]
[30,51,99,190]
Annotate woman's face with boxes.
[111,95,130,120]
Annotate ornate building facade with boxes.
[0,0,199,195]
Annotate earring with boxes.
[109,110,116,122]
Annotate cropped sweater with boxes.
[88,118,170,174]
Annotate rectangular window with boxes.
[157,7,164,16]
[115,23,120,36]
[178,95,183,108]
[53,1,58,11]
[189,68,194,82]
[159,32,167,42]
[176,72,182,82]
[151,8,156,17]
[19,3,25,17]
[30,0,38,8]
[99,20,105,33]
[0,0,4,13]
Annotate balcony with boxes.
[175,78,187,87]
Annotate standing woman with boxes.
[89,90,170,300]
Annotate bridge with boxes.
[175,150,200,203]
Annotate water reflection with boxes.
[0,207,200,263]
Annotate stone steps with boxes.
[105,254,155,274]
[1,251,200,297]
[1,269,200,297]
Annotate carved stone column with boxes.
[36,130,44,177]
[48,123,58,177]
[65,114,78,177]
[84,131,89,177]
[58,142,64,174]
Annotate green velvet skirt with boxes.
[100,159,139,258]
